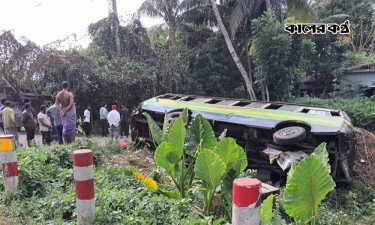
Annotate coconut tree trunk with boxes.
[209,0,256,100]
[265,0,271,11]
[168,23,178,47]
[266,86,270,102]
[261,86,266,101]
[112,0,121,55]
[245,40,257,100]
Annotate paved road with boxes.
[1,131,131,148]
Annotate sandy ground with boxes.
[3,131,132,148]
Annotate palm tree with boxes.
[111,0,121,54]
[139,0,198,47]
[138,0,179,47]
[207,0,316,100]
[208,0,257,99]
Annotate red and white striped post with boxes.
[73,149,95,224]
[232,178,261,225]
[0,135,18,193]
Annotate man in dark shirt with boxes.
[21,103,36,147]
[120,104,129,138]
[0,98,6,133]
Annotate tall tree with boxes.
[138,0,180,47]
[208,0,257,100]
[0,31,41,98]
[226,0,316,100]
[111,0,121,54]
[315,0,375,54]
[252,13,315,101]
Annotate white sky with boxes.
[0,0,163,47]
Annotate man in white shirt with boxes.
[83,105,92,138]
[107,105,120,140]
[38,105,52,146]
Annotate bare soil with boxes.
[108,150,156,176]
[354,128,375,189]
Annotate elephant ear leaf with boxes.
[214,138,239,169]
[182,108,189,124]
[236,145,248,172]
[312,142,330,173]
[166,114,186,163]
[283,144,336,224]
[200,116,217,150]
[154,142,175,174]
[144,112,162,146]
[215,138,248,172]
[195,149,226,189]
[184,115,204,156]
[261,194,274,225]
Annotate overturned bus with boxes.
[131,93,356,182]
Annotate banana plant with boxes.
[283,142,336,225]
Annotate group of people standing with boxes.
[85,103,131,140]
[22,81,76,147]
[0,99,19,141]
[0,81,76,147]
[1,81,135,147]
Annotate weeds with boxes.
[0,141,203,224]
[0,137,374,224]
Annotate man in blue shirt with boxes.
[21,98,30,112]
[0,98,6,133]
[46,103,64,145]
[99,103,108,137]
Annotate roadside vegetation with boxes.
[2,0,375,115]
[1,0,375,224]
[294,96,375,131]
[0,114,374,224]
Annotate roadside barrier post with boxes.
[73,149,95,224]
[232,178,261,225]
[0,135,18,193]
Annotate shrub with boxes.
[0,142,203,224]
[293,96,375,130]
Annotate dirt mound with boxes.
[354,128,375,189]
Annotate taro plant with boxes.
[195,137,248,217]
[260,143,336,225]
[144,109,248,214]
[283,142,336,224]
[260,194,286,225]
[144,109,218,198]
[261,194,274,225]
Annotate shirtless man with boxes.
[55,81,76,144]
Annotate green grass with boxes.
[0,140,203,224]
[0,140,374,224]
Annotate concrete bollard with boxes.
[0,135,18,193]
[73,149,95,224]
[232,178,261,225]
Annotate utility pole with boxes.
[112,0,121,55]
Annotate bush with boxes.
[293,96,375,130]
[0,142,202,224]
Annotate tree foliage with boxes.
[1,0,374,113]
[251,12,315,100]
[283,143,336,224]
